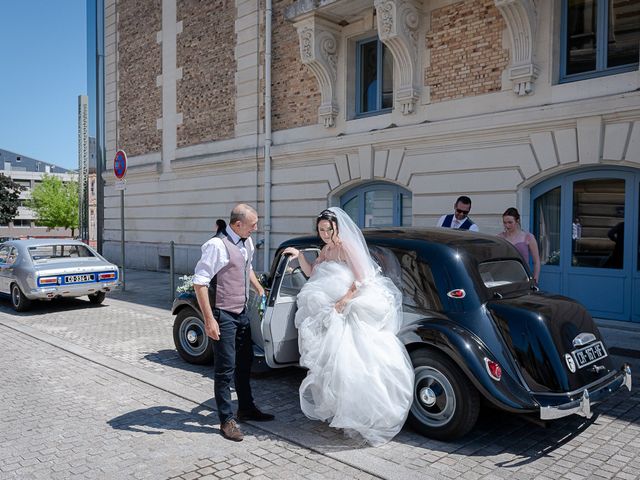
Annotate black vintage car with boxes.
[172,228,632,440]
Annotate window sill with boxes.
[559,64,639,84]
[353,108,393,120]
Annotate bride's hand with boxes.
[335,298,347,313]
[282,247,299,259]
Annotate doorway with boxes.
[532,168,640,322]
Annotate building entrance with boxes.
[532,168,640,322]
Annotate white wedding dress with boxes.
[295,249,415,446]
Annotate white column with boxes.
[158,0,182,172]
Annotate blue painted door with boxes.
[532,168,640,322]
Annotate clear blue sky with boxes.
[0,1,87,171]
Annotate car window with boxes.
[478,259,529,288]
[0,246,9,264]
[6,247,17,265]
[369,246,442,311]
[279,250,319,298]
[28,244,96,261]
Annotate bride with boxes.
[283,207,414,446]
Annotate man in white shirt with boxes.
[193,203,273,442]
[436,196,479,231]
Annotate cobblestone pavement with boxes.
[0,324,378,480]
[1,270,640,479]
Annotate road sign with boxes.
[114,150,127,179]
[115,179,126,191]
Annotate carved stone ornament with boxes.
[374,0,421,114]
[494,0,539,96]
[293,16,340,128]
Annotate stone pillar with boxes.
[157,0,182,171]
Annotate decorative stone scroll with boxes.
[374,0,421,114]
[293,15,341,128]
[494,0,539,96]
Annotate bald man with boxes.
[193,204,274,441]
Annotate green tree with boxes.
[0,174,25,225]
[26,174,79,236]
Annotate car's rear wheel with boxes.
[11,283,32,312]
[173,307,214,364]
[88,291,106,304]
[408,349,480,440]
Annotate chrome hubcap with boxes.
[411,365,457,428]
[186,329,198,344]
[419,386,437,407]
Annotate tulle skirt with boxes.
[295,261,414,446]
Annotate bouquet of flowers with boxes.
[176,274,195,294]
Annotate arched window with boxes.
[340,182,412,228]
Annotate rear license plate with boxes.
[572,341,607,369]
[64,274,95,284]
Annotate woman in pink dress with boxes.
[498,207,541,284]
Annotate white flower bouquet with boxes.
[176,274,195,294]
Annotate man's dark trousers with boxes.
[212,308,255,424]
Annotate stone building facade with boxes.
[98,0,640,321]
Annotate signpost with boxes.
[114,150,127,290]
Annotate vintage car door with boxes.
[0,245,15,294]
[261,248,319,368]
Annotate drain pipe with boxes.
[263,0,273,272]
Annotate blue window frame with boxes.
[340,183,412,228]
[356,38,393,116]
[560,0,639,82]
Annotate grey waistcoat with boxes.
[213,236,252,314]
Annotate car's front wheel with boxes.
[11,283,32,312]
[88,291,106,304]
[408,349,480,440]
[173,307,214,364]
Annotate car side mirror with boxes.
[259,273,270,287]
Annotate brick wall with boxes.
[177,0,236,146]
[426,0,508,103]
[271,0,320,131]
[117,0,162,156]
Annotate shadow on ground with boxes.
[0,296,108,316]
[108,404,219,435]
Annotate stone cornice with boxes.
[494,0,539,96]
[293,15,341,128]
[374,0,421,114]
[268,94,640,158]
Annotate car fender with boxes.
[171,292,201,317]
[398,317,538,412]
[9,275,33,300]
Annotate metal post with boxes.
[120,189,125,291]
[169,240,175,301]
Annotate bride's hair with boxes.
[316,209,339,237]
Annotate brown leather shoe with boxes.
[220,419,243,442]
